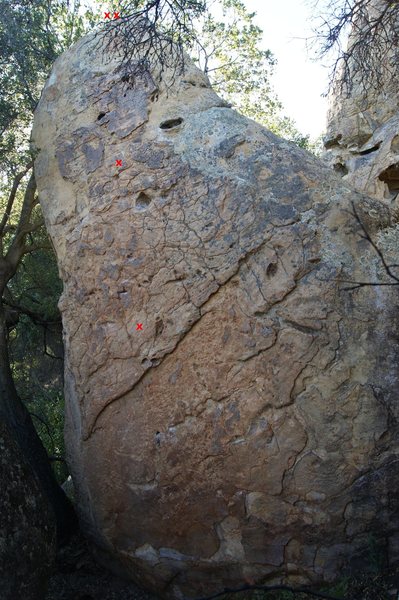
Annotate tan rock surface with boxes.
[324,0,399,202]
[32,31,399,598]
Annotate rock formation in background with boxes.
[32,31,399,599]
[0,420,56,600]
[324,0,399,202]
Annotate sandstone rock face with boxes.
[324,0,399,201]
[0,421,56,599]
[32,32,399,598]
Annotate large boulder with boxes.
[32,31,399,598]
[0,420,56,599]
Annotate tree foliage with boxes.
[192,0,312,147]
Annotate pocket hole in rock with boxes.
[135,192,152,211]
[334,162,348,176]
[160,117,183,130]
[324,134,342,150]
[141,358,153,367]
[266,262,278,277]
[358,142,381,155]
[379,163,399,193]
[97,112,106,120]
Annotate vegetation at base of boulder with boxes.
[198,585,347,600]
[196,534,396,600]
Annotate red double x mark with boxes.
[115,159,122,167]
[136,323,143,331]
[104,11,120,19]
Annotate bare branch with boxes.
[350,202,399,283]
[312,0,399,95]
[2,298,61,326]
[321,202,399,291]
[96,0,207,89]
[21,242,51,255]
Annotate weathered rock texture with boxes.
[324,0,399,201]
[0,420,56,599]
[32,32,399,598]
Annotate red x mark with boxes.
[116,159,122,167]
[104,12,111,18]
[136,323,143,331]
[113,11,120,19]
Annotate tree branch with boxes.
[312,0,399,95]
[22,242,52,255]
[0,161,33,240]
[2,298,61,327]
[30,411,56,453]
[337,202,399,290]
[5,172,38,275]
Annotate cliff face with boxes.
[32,31,399,598]
[324,0,399,201]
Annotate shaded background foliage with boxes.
[7,244,66,482]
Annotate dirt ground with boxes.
[45,532,399,600]
[45,533,158,600]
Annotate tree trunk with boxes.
[0,297,77,544]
